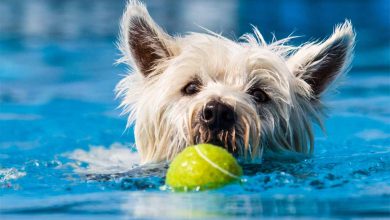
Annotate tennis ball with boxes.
[165,144,243,191]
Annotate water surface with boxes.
[1,0,389,219]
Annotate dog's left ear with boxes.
[119,0,176,77]
[288,21,355,98]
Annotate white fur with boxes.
[116,0,355,164]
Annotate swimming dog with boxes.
[116,0,355,164]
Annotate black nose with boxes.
[201,101,236,131]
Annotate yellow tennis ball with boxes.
[165,144,243,191]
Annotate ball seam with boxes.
[194,145,240,180]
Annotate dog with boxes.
[115,0,355,164]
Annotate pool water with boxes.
[1,0,389,219]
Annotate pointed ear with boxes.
[118,0,176,77]
[288,21,355,98]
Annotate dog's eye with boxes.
[182,81,201,95]
[249,89,270,103]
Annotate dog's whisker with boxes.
[242,117,250,149]
[224,131,229,149]
[199,128,205,143]
[217,132,223,142]
[231,128,236,152]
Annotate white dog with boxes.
[116,0,355,164]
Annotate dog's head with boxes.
[116,1,355,164]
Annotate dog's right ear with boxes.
[118,0,176,77]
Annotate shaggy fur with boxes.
[116,0,355,164]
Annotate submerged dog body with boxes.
[116,1,355,164]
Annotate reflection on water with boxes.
[121,192,390,219]
[1,191,389,218]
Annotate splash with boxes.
[66,142,140,175]
[0,168,26,183]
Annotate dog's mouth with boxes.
[189,103,262,160]
[206,138,239,157]
[193,128,240,156]
[207,138,224,147]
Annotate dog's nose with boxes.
[201,101,236,130]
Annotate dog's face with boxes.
[116,1,355,164]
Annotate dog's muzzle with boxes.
[197,100,238,154]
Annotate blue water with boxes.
[1,0,389,219]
